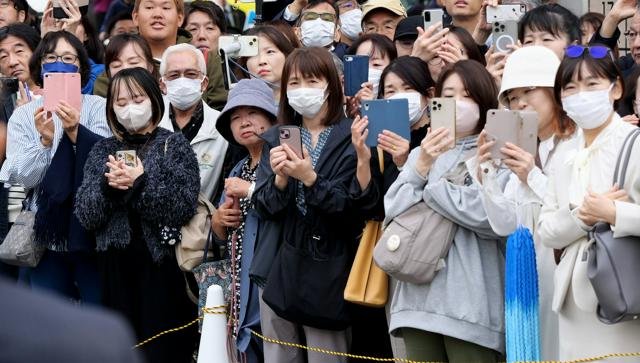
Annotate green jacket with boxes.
[92,28,228,111]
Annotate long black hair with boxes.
[377,56,434,99]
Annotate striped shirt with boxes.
[0,95,112,209]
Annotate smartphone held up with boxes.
[43,72,82,113]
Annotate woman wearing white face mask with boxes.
[475,46,579,361]
[254,47,358,363]
[75,68,201,363]
[385,60,508,362]
[538,45,640,361]
[345,34,397,117]
[349,55,434,360]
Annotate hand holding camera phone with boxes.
[279,126,304,159]
[43,73,81,113]
[360,99,410,147]
[343,55,369,97]
[116,150,138,168]
[486,4,526,22]
[423,9,444,32]
[429,98,456,150]
[491,20,518,53]
[484,110,538,159]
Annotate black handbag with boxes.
[262,231,351,331]
[587,128,640,324]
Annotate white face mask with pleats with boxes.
[287,87,328,118]
[114,99,153,132]
[389,92,425,126]
[562,84,614,130]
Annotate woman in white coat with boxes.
[475,46,579,360]
[538,45,640,361]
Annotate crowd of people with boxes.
[1,0,640,362]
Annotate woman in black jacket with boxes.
[254,47,359,363]
[74,68,200,363]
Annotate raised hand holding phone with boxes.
[281,145,316,187]
[34,106,55,147]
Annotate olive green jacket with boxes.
[92,28,228,111]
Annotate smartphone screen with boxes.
[43,73,82,113]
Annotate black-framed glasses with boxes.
[565,45,611,59]
[43,53,78,64]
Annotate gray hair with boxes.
[159,43,207,77]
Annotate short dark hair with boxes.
[346,33,398,63]
[104,33,158,79]
[279,47,344,127]
[301,0,339,21]
[518,4,581,45]
[81,17,104,63]
[554,47,624,110]
[378,56,434,99]
[447,25,486,66]
[0,23,40,51]
[106,67,165,140]
[105,11,133,36]
[183,1,227,34]
[436,60,498,134]
[29,31,91,88]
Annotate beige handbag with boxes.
[176,193,217,272]
[344,150,388,307]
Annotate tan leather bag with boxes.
[176,193,216,272]
[344,149,388,307]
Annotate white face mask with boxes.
[456,100,480,134]
[287,87,328,118]
[165,77,204,110]
[562,84,614,130]
[114,99,153,132]
[339,9,362,41]
[300,18,336,48]
[389,92,425,126]
[368,68,383,97]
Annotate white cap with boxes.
[498,46,560,107]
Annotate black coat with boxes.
[253,118,361,329]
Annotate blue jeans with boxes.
[30,250,101,304]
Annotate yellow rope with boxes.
[133,306,640,363]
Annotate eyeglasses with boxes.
[565,45,611,59]
[163,69,203,81]
[43,53,78,64]
[301,11,336,22]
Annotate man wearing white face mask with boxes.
[159,43,229,201]
[294,0,349,59]
[337,0,363,46]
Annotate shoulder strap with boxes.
[376,146,384,173]
[614,128,640,188]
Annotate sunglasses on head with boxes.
[565,45,611,60]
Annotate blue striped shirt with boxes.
[0,95,112,208]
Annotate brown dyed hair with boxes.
[279,47,344,126]
[435,60,498,134]
[240,24,299,73]
[447,26,486,66]
[104,33,158,79]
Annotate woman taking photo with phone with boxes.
[0,30,111,302]
[538,45,640,361]
[74,67,200,363]
[254,47,358,363]
[384,60,507,362]
[475,46,578,360]
[349,54,434,360]
[242,24,299,104]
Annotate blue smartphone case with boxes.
[361,99,410,147]
[344,55,369,97]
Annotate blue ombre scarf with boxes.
[505,226,541,362]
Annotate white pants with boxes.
[258,289,349,363]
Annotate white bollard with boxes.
[197,285,230,363]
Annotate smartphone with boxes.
[429,98,456,150]
[423,9,444,31]
[518,111,539,156]
[485,109,520,159]
[486,4,526,22]
[343,55,369,97]
[53,0,89,19]
[218,35,259,57]
[361,99,410,147]
[492,20,519,53]
[116,150,137,168]
[0,77,18,95]
[43,73,82,113]
[279,126,304,159]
